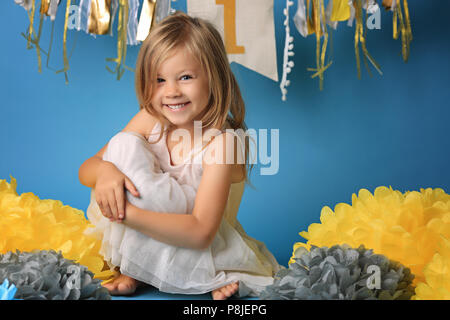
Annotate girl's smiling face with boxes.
[151,46,210,130]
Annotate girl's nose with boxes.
[164,81,181,97]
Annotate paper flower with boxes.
[290,186,450,299]
[260,244,414,300]
[413,235,450,300]
[0,176,115,284]
[0,279,18,300]
[0,250,111,300]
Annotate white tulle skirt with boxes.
[85,131,280,297]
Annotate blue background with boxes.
[1,0,449,299]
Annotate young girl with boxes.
[78,11,280,300]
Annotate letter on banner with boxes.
[187,0,278,82]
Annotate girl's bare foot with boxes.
[102,273,143,296]
[211,282,239,300]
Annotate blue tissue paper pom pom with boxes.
[0,279,18,300]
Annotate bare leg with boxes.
[211,282,239,300]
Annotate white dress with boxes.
[85,122,281,297]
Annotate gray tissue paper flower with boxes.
[260,244,415,300]
[0,249,111,300]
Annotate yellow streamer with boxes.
[55,0,71,84]
[384,0,413,62]
[106,0,133,80]
[306,0,332,91]
[34,11,45,73]
[353,0,382,79]
[26,0,36,49]
[394,0,413,62]
[393,3,398,39]
[330,0,351,22]
[20,0,48,73]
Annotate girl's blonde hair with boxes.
[135,11,253,185]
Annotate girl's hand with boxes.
[94,160,140,222]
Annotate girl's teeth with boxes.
[167,103,186,110]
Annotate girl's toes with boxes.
[212,282,239,300]
[220,287,231,297]
[212,289,226,300]
[102,281,119,295]
[230,282,239,295]
[117,282,136,295]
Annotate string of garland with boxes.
[13,1,413,94]
[13,0,170,83]
[279,0,295,101]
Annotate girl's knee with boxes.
[103,131,158,169]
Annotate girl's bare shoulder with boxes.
[202,131,246,184]
[122,109,159,140]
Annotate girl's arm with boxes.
[123,132,241,250]
[78,143,108,188]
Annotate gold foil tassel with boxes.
[353,0,382,79]
[396,0,413,62]
[403,0,413,43]
[393,3,398,40]
[40,0,50,14]
[106,0,133,80]
[382,0,394,10]
[20,0,47,73]
[306,0,332,90]
[34,9,45,73]
[136,0,157,42]
[88,0,112,35]
[55,0,72,84]
[306,0,315,36]
[386,0,412,62]
[26,0,36,49]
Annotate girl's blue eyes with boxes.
[157,75,192,83]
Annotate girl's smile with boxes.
[164,101,190,111]
[152,46,209,130]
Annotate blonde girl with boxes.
[79,11,280,300]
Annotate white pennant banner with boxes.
[187,0,278,82]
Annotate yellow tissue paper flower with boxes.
[290,186,450,300]
[0,176,115,284]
